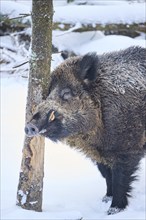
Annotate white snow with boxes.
[1,0,146,219]
[0,1,31,21]
[1,1,146,24]
[53,31,146,56]
[18,190,27,205]
[29,201,38,205]
[1,76,146,219]
[54,3,146,25]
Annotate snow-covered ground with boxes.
[1,63,146,220]
[1,39,146,219]
[1,0,146,219]
[1,0,146,24]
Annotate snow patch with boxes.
[29,201,38,205]
[18,190,27,205]
[54,3,146,25]
[1,52,146,220]
[1,1,145,24]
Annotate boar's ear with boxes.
[79,52,98,82]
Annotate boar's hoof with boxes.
[107,207,124,215]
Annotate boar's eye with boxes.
[60,88,72,101]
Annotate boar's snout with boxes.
[25,123,39,137]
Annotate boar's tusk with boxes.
[49,111,55,122]
[39,129,47,134]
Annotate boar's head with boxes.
[25,53,101,142]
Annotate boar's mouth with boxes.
[25,110,69,142]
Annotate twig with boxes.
[0,69,15,73]
[1,49,16,62]
[0,46,17,53]
[21,75,28,78]
[55,23,82,37]
[11,30,31,36]
[13,61,29,69]
[9,13,31,20]
[52,51,63,54]
[90,31,97,40]
[13,51,62,69]
[19,13,31,16]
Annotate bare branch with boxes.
[9,13,31,20]
[55,23,82,37]
[0,46,17,53]
[13,61,29,69]
[19,13,31,16]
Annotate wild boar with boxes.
[25,46,146,215]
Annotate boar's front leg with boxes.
[97,163,113,202]
[107,154,142,215]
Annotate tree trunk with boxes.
[16,0,53,212]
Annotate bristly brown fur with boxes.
[25,46,146,214]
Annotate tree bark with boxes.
[16,0,53,212]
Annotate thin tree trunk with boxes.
[16,0,53,212]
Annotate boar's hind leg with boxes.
[107,154,142,215]
[97,163,112,202]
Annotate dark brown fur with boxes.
[25,46,146,214]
